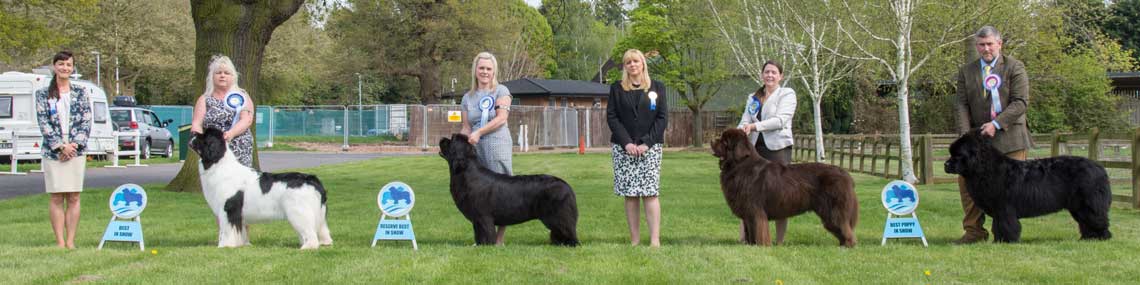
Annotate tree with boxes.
[832,0,986,183]
[710,0,858,162]
[618,0,730,147]
[1105,0,1140,64]
[498,0,556,81]
[166,0,307,193]
[0,0,97,66]
[330,0,481,104]
[542,0,620,81]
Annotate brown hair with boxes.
[48,51,74,100]
[754,60,784,97]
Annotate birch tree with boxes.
[831,0,983,183]
[710,0,857,162]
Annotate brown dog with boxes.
[711,129,859,247]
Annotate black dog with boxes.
[945,131,1111,242]
[438,134,579,246]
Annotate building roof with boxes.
[1109,72,1140,88]
[502,78,609,97]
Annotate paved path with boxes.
[0,152,423,200]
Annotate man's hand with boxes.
[980,122,997,137]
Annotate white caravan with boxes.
[0,71,116,162]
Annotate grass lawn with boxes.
[2,151,1139,283]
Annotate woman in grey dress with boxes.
[460,51,514,245]
[191,55,255,168]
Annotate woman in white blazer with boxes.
[736,60,797,244]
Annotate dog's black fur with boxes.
[438,133,579,246]
[945,130,1112,242]
[191,127,327,205]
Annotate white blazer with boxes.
[736,87,797,150]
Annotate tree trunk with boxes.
[690,104,702,147]
[813,96,826,162]
[166,0,304,193]
[419,61,442,104]
[896,38,917,183]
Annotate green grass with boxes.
[1,153,180,172]
[272,135,401,144]
[2,151,1139,283]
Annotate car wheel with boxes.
[140,140,151,160]
[163,140,174,158]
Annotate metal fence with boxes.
[144,104,736,151]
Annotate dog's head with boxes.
[945,129,1000,174]
[712,128,763,167]
[439,133,478,171]
[189,127,229,170]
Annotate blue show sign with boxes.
[100,184,147,251]
[374,219,416,241]
[372,181,418,250]
[879,180,928,247]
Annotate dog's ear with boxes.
[439,137,451,158]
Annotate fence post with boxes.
[1088,127,1100,163]
[922,133,934,185]
[342,106,350,151]
[1051,131,1060,157]
[1132,127,1140,208]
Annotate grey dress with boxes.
[203,95,254,168]
[461,85,513,175]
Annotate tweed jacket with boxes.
[955,54,1030,153]
[737,87,797,150]
[34,83,92,160]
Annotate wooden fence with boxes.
[793,128,1140,208]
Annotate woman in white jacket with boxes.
[736,60,797,244]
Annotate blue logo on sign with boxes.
[109,184,147,219]
[881,181,918,215]
[378,182,415,217]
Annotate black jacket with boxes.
[607,80,668,146]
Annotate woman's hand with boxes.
[625,143,641,156]
[58,144,77,162]
[223,131,233,141]
[741,123,754,133]
[637,144,649,155]
[468,130,481,145]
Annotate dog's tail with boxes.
[309,176,328,205]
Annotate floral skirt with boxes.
[611,144,663,197]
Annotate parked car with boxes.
[110,98,174,159]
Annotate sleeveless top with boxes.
[203,95,254,168]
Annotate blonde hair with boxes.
[620,49,652,92]
[467,52,499,95]
[201,55,245,97]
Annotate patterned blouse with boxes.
[34,84,92,160]
[203,95,255,167]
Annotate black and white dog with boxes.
[439,134,579,246]
[190,127,332,249]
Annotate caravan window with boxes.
[93,102,108,123]
[0,96,11,118]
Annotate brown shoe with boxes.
[952,234,988,245]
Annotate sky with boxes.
[525,0,542,8]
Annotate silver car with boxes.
[109,107,174,159]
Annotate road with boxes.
[0,152,422,200]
